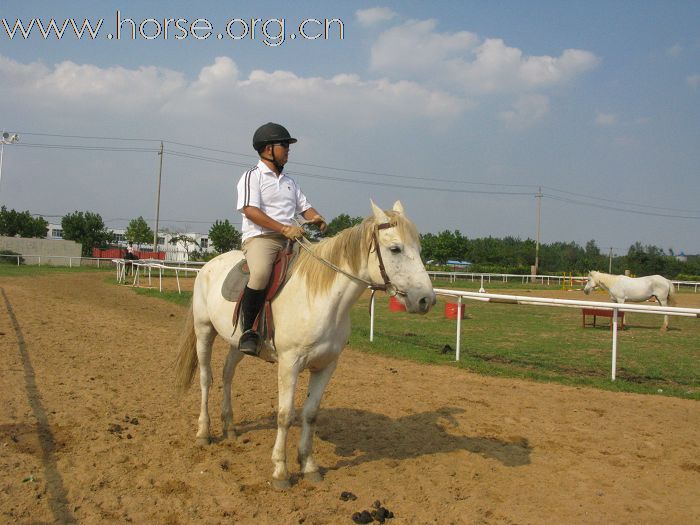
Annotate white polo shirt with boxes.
[236,160,312,242]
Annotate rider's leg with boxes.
[239,234,286,355]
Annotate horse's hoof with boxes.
[222,430,238,441]
[272,478,292,490]
[304,471,323,483]
[196,436,211,446]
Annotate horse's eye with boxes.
[390,245,402,254]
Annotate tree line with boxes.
[0,207,697,279]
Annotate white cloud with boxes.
[595,112,618,126]
[498,94,550,129]
[356,7,397,27]
[666,44,683,58]
[370,20,599,95]
[688,74,700,89]
[0,54,185,111]
[370,19,479,79]
[0,53,468,125]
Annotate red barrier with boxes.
[92,248,165,260]
[444,302,465,320]
[389,296,406,312]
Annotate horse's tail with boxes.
[174,302,198,393]
[667,279,677,307]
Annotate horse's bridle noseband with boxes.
[370,222,404,297]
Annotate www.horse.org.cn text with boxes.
[1,11,345,46]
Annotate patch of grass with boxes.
[131,287,193,307]
[351,295,700,400]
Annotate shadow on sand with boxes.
[237,406,531,469]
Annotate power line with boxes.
[542,185,698,214]
[543,194,700,220]
[12,131,699,220]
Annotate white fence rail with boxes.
[369,289,700,381]
[114,259,203,293]
[428,271,700,292]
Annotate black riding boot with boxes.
[239,286,267,356]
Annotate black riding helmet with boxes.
[252,122,297,152]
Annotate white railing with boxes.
[427,271,699,292]
[369,288,700,381]
[115,259,202,293]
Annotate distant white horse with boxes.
[583,270,676,331]
[174,201,436,488]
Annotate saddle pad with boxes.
[221,259,250,302]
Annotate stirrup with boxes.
[239,330,260,356]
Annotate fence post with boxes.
[455,296,462,361]
[369,291,375,342]
[611,307,619,380]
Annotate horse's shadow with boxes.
[237,406,531,469]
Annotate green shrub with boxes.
[0,250,24,264]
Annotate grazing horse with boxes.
[583,270,676,331]
[174,201,436,488]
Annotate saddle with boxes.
[222,241,299,351]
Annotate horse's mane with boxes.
[590,271,621,287]
[293,210,419,297]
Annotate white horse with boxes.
[174,201,436,488]
[583,270,676,331]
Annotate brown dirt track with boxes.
[1,272,699,525]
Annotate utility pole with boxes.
[534,186,542,275]
[0,131,19,192]
[608,247,613,273]
[153,141,164,254]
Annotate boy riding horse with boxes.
[236,122,327,356]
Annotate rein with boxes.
[294,220,406,297]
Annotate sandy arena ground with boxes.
[1,272,699,524]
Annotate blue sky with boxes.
[0,1,698,255]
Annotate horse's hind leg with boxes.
[221,346,244,440]
[298,361,337,483]
[195,323,217,445]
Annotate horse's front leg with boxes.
[221,346,244,440]
[657,297,670,332]
[271,357,301,489]
[298,361,337,482]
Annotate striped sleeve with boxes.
[236,167,261,211]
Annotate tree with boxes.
[61,211,114,257]
[0,206,48,238]
[169,233,199,260]
[322,214,363,238]
[208,219,241,253]
[125,216,154,248]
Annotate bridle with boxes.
[295,221,406,297]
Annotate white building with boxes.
[46,224,215,262]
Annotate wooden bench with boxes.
[582,308,624,330]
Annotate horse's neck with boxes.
[596,272,620,290]
[283,232,373,317]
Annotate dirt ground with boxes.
[1,272,699,525]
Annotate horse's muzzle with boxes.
[405,290,436,314]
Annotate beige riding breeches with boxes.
[242,234,287,290]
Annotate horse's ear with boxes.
[370,199,389,223]
[392,200,405,215]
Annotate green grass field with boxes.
[3,266,697,399]
[350,291,700,400]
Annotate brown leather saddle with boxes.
[224,241,299,344]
